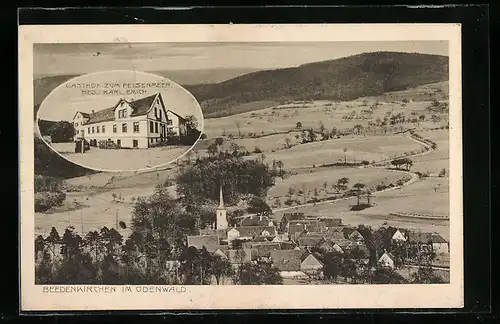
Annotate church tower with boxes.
[216,186,228,230]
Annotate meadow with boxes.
[262,135,423,169]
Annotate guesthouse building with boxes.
[72,92,187,148]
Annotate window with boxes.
[122,109,127,118]
[133,122,139,133]
[150,121,154,133]
[75,122,78,126]
[118,110,122,118]
[167,119,173,125]
[113,124,117,133]
[88,127,90,133]
[102,125,105,133]
[155,108,158,117]
[92,127,95,134]
[159,110,162,120]
[122,123,127,133]
[96,126,100,133]
[155,122,158,133]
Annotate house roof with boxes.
[73,111,91,120]
[288,223,306,236]
[84,93,161,125]
[166,109,186,121]
[240,215,271,227]
[187,235,220,252]
[407,232,447,244]
[324,231,347,242]
[326,226,344,233]
[378,251,395,261]
[301,253,324,267]
[235,226,276,238]
[251,242,281,258]
[281,212,305,223]
[270,250,303,271]
[296,235,324,247]
[85,107,117,125]
[320,218,343,227]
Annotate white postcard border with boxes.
[19,23,463,311]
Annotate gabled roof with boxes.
[187,235,219,252]
[240,215,271,227]
[129,93,161,117]
[234,226,276,238]
[407,232,447,244]
[85,107,116,125]
[324,231,347,242]
[296,235,324,247]
[301,253,324,267]
[251,242,281,258]
[166,109,186,121]
[84,93,161,125]
[320,218,343,227]
[270,250,303,271]
[73,111,91,120]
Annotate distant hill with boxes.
[184,51,449,118]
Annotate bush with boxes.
[361,160,370,166]
[34,175,63,193]
[200,133,208,139]
[35,191,66,212]
[253,146,262,154]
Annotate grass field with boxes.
[411,130,449,175]
[267,167,405,201]
[262,135,423,169]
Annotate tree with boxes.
[211,255,235,285]
[354,124,363,135]
[176,153,279,206]
[284,137,292,149]
[352,182,366,206]
[330,127,338,138]
[296,121,302,129]
[247,195,272,215]
[132,185,197,247]
[236,261,283,285]
[183,115,201,144]
[439,168,447,177]
[343,148,348,164]
[235,121,242,138]
[48,121,75,143]
[336,177,350,192]
[370,267,407,284]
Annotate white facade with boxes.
[432,242,449,255]
[391,229,407,243]
[377,252,395,269]
[72,93,186,149]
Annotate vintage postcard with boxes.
[19,23,463,311]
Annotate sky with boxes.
[33,41,448,77]
[37,70,203,122]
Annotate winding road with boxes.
[236,131,437,220]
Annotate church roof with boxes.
[218,186,225,210]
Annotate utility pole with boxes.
[80,208,84,235]
[115,209,118,230]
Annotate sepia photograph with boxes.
[19,24,463,310]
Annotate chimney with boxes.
[91,110,95,115]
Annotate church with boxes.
[72,92,187,149]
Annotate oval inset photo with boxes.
[37,70,204,172]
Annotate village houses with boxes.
[72,92,187,148]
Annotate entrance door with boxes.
[133,140,138,148]
[117,139,121,147]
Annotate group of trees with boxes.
[390,157,414,171]
[177,146,281,208]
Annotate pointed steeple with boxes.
[218,186,225,210]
